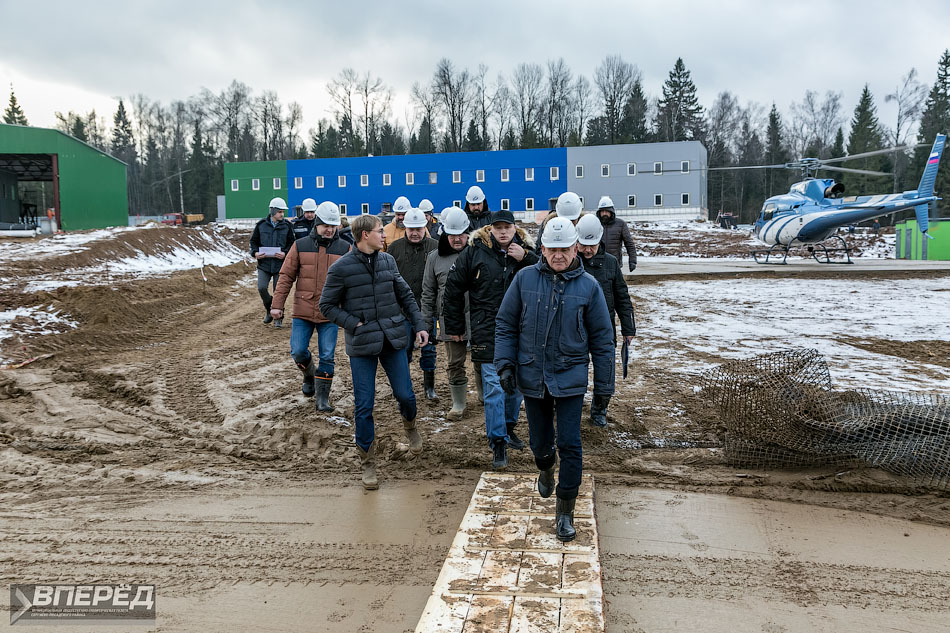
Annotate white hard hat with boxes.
[440,207,470,235]
[315,201,342,226]
[268,197,288,210]
[403,208,429,228]
[300,198,318,212]
[418,199,434,213]
[575,214,604,245]
[597,195,614,210]
[541,217,578,248]
[393,196,412,212]
[466,185,486,204]
[555,192,582,220]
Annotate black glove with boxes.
[499,366,517,395]
[629,263,636,272]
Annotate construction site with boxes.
[1,222,949,632]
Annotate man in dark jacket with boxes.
[271,201,351,411]
[388,207,439,400]
[597,196,637,272]
[463,185,491,231]
[495,217,615,542]
[575,213,636,427]
[443,209,538,469]
[291,198,318,240]
[250,197,295,327]
[319,214,429,491]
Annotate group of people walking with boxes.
[249,186,636,542]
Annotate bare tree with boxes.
[544,58,574,147]
[492,74,514,149]
[571,75,594,145]
[285,101,304,158]
[410,81,439,153]
[789,90,844,157]
[472,64,495,149]
[594,55,638,144]
[884,68,928,191]
[511,63,544,146]
[328,68,361,152]
[432,58,471,152]
[356,72,390,155]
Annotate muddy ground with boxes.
[0,226,948,632]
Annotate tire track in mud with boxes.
[601,552,950,612]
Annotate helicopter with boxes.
[711,133,946,264]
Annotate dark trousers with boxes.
[523,390,584,500]
[349,347,416,452]
[257,269,279,308]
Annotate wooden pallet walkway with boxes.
[415,472,604,632]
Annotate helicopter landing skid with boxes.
[806,236,854,264]
[751,243,792,264]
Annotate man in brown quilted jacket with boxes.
[272,201,351,411]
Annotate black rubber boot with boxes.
[491,440,508,470]
[263,300,273,324]
[590,394,610,427]
[555,497,576,542]
[537,464,555,498]
[297,358,316,397]
[506,423,525,450]
[315,371,334,412]
[423,370,439,400]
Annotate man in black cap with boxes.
[443,209,537,470]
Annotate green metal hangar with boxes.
[0,123,128,231]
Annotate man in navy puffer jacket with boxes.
[494,216,615,543]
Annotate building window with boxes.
[575,165,584,178]
[526,198,534,211]
[500,198,510,211]
[316,176,324,188]
[453,200,462,208]
[601,164,609,177]
[340,203,347,214]
[682,193,690,205]
[453,170,461,183]
[252,178,260,191]
[500,168,509,182]
[361,174,369,187]
[654,194,663,206]
[476,169,485,183]
[550,166,559,180]
[273,178,281,189]
[654,162,663,175]
[231,179,239,191]
[383,173,391,186]
[361,203,369,214]
[429,172,437,184]
[293,177,302,189]
[525,167,534,181]
[628,195,636,207]
[681,161,690,173]
[338,175,346,187]
[627,163,636,176]
[406,172,414,185]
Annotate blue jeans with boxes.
[349,347,417,451]
[404,320,437,372]
[290,319,339,375]
[481,363,522,445]
[523,390,584,500]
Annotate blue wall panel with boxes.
[286,147,567,215]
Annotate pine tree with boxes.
[737,120,765,221]
[111,100,136,160]
[3,85,29,125]
[913,49,950,213]
[844,85,889,193]
[829,127,846,159]
[464,119,485,151]
[765,104,790,196]
[656,58,704,142]
[619,79,649,143]
[584,116,610,146]
[501,128,518,151]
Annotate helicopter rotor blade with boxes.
[706,164,787,171]
[818,165,892,177]
[820,143,927,164]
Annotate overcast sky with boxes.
[2,0,949,142]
